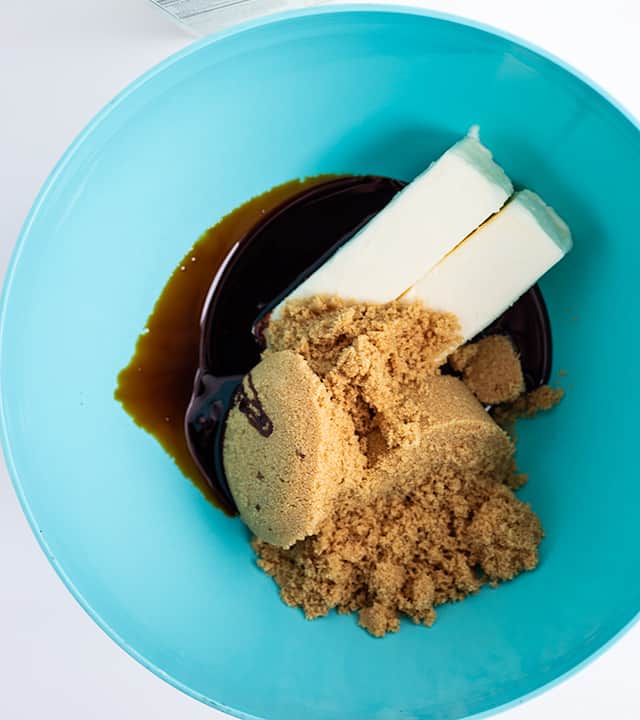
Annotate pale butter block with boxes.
[273,133,513,317]
[405,189,572,343]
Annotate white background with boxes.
[1,1,638,718]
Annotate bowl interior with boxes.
[2,8,639,720]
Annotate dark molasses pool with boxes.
[116,175,551,515]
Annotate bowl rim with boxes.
[1,5,639,719]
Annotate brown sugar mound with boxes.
[223,350,364,548]
[450,335,525,405]
[240,297,551,637]
[254,471,542,637]
[266,296,461,443]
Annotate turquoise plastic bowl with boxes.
[1,7,639,719]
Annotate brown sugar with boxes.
[223,350,364,548]
[254,472,542,637]
[450,335,525,405]
[266,296,462,442]
[225,297,552,637]
[493,385,564,434]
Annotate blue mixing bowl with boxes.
[1,6,639,719]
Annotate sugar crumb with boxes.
[450,335,525,405]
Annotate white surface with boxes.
[408,190,571,343]
[0,1,638,718]
[279,135,511,310]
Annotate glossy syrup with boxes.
[115,176,337,510]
